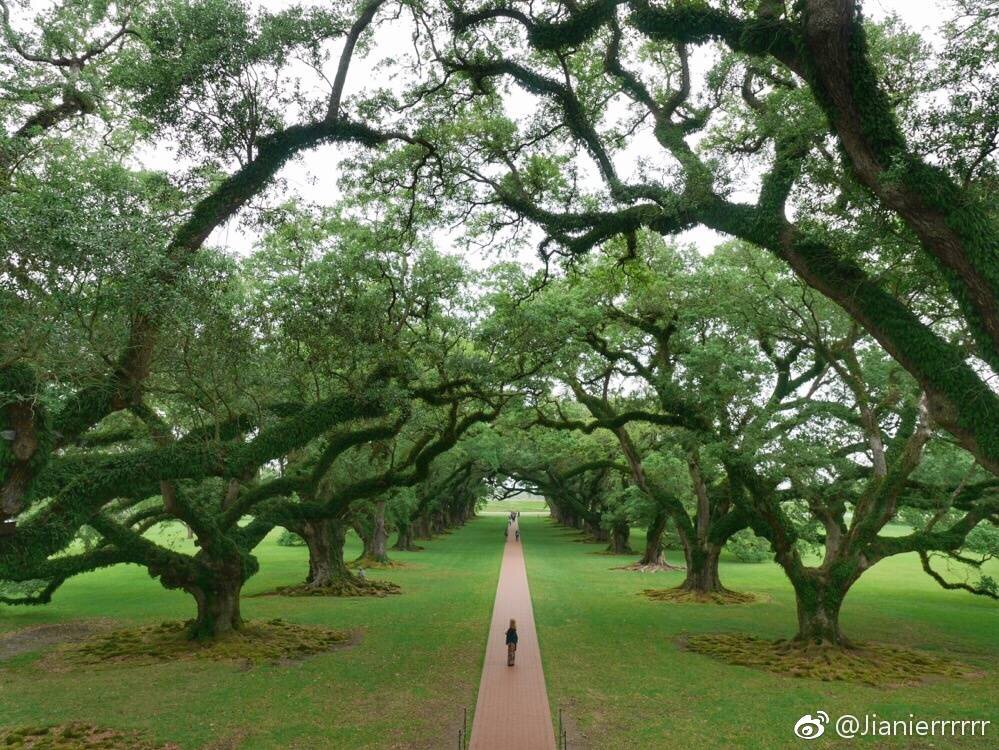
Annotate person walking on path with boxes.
[468,519,557,749]
[505,619,518,666]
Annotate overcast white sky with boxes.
[201,0,952,261]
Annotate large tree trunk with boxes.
[640,545,665,566]
[0,385,44,520]
[414,515,430,540]
[185,570,243,640]
[789,571,854,646]
[795,595,845,646]
[352,506,391,566]
[640,510,668,566]
[607,522,632,554]
[283,521,399,596]
[677,458,727,593]
[328,521,356,582]
[431,510,446,534]
[584,520,608,542]
[365,501,390,563]
[299,520,337,588]
[393,519,420,551]
[352,518,376,560]
[678,543,723,594]
[294,520,386,594]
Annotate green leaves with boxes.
[110,0,348,163]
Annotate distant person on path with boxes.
[506,619,518,666]
[515,528,520,542]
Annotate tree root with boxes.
[272,577,401,598]
[0,722,179,749]
[641,587,757,605]
[53,619,353,667]
[683,633,976,685]
[614,562,685,573]
[349,557,407,569]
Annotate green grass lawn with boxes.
[3,515,996,749]
[0,518,504,749]
[523,515,999,749]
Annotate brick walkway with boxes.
[469,519,557,750]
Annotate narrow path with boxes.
[469,518,557,750]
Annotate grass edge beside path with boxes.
[0,517,506,750]
[523,515,998,750]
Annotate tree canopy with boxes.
[1,0,996,646]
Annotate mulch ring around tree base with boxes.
[640,588,761,605]
[590,549,635,556]
[0,722,179,749]
[263,578,401,598]
[613,562,685,573]
[45,619,355,668]
[681,633,978,686]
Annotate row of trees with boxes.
[1,0,996,651]
[0,0,520,637]
[481,239,996,644]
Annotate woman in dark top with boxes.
[506,618,518,666]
